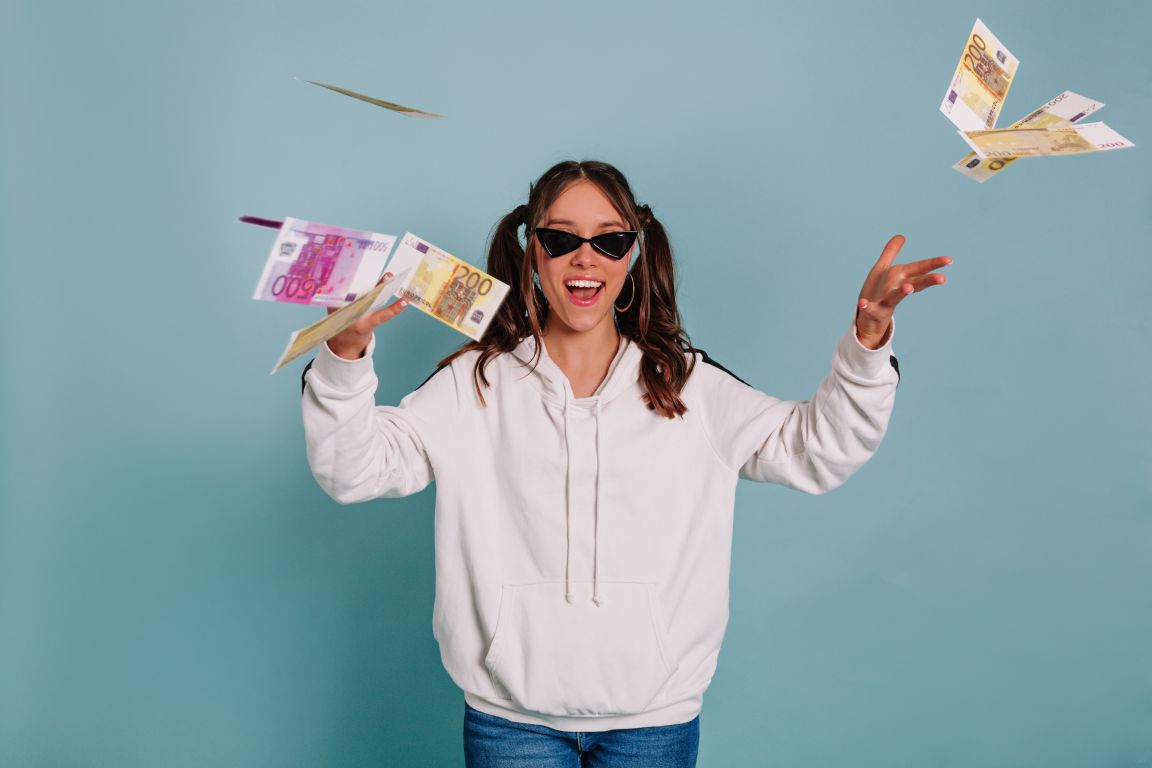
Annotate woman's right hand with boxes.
[325,272,409,360]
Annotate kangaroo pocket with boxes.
[483,581,678,717]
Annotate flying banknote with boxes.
[942,20,1134,180]
[304,79,443,119]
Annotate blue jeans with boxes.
[463,704,700,768]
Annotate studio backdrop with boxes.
[2,0,1150,765]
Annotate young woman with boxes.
[303,160,950,767]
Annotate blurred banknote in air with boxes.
[252,217,396,307]
[954,91,1105,182]
[271,269,412,374]
[305,80,443,119]
[385,233,509,341]
[940,18,1020,131]
[960,121,1135,160]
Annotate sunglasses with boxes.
[532,228,638,261]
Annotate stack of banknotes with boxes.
[247,217,510,373]
[941,19,1134,182]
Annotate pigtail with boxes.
[438,204,545,401]
[616,205,694,418]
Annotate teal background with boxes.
[3,0,1150,765]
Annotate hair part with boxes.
[439,160,695,418]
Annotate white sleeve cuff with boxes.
[307,334,378,393]
[839,319,896,380]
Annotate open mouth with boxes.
[565,278,604,303]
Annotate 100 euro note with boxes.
[384,233,510,342]
[960,121,1135,160]
[954,91,1105,182]
[271,269,412,374]
[940,18,1020,131]
[253,217,396,307]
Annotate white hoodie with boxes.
[302,326,898,731]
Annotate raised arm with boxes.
[302,283,454,504]
[702,235,950,493]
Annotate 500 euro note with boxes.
[960,121,1135,159]
[954,91,1105,182]
[384,233,510,342]
[252,217,396,307]
[940,19,1020,131]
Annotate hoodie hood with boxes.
[508,333,642,406]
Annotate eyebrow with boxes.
[542,217,628,231]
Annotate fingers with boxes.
[893,255,953,280]
[364,272,406,328]
[877,234,907,270]
[327,272,397,316]
[365,297,408,329]
[865,273,946,312]
[869,255,950,295]
[861,235,906,298]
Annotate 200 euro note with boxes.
[384,233,510,341]
[940,19,1020,131]
[960,121,1135,159]
[271,268,412,374]
[954,91,1105,182]
[253,217,397,307]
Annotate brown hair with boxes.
[440,160,695,418]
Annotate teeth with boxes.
[566,279,603,288]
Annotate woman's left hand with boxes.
[855,235,951,349]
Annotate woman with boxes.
[303,160,950,766]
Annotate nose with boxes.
[570,242,598,266]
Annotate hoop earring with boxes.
[532,273,547,306]
[614,272,636,313]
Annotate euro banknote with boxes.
[940,19,1020,131]
[384,233,510,341]
[271,268,412,374]
[954,91,1105,182]
[960,121,1135,160]
[305,80,443,119]
[252,217,397,308]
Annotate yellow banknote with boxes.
[940,19,1020,131]
[305,80,443,119]
[961,121,1135,160]
[386,233,510,342]
[271,270,411,374]
[954,91,1105,182]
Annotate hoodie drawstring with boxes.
[592,399,604,607]
[563,400,575,604]
[561,397,606,607]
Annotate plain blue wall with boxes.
[2,0,1150,765]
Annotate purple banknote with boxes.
[252,217,397,307]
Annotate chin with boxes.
[550,309,613,336]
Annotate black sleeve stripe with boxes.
[301,359,315,395]
[692,348,751,387]
[691,349,901,389]
[415,364,450,392]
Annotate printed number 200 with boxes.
[450,265,492,295]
